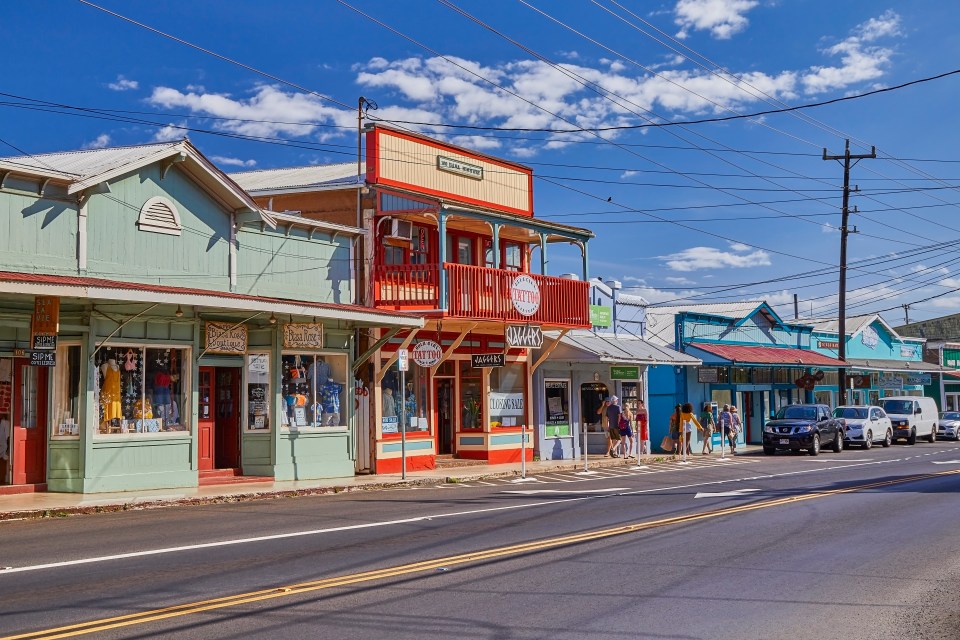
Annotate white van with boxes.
[880,396,939,444]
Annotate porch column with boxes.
[492,223,501,269]
[539,232,548,275]
[581,240,589,280]
[439,210,448,309]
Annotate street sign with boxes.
[506,324,543,348]
[398,348,409,372]
[610,365,639,380]
[471,353,505,368]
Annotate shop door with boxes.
[741,392,752,443]
[198,367,214,471]
[435,379,454,454]
[11,362,48,485]
[215,367,241,469]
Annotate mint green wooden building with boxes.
[0,141,419,493]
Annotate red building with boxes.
[233,125,593,473]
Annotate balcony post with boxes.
[580,240,589,280]
[492,223,501,269]
[539,232,548,275]
[439,210,448,310]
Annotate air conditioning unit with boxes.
[387,219,413,241]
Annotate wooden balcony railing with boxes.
[374,263,590,328]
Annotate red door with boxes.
[215,368,240,469]
[12,361,48,485]
[198,367,214,471]
[434,379,454,455]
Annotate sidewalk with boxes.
[0,447,754,520]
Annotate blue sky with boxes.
[4,1,960,324]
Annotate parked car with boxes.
[833,405,892,449]
[881,396,939,444]
[937,411,960,440]
[763,404,844,456]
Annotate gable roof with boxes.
[802,313,916,341]
[230,163,360,194]
[644,301,768,346]
[688,343,845,367]
[0,140,274,227]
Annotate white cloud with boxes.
[152,122,186,142]
[728,242,750,251]
[802,11,901,95]
[673,0,759,40]
[621,276,697,304]
[211,155,256,168]
[621,170,639,179]
[107,75,139,91]
[663,244,770,271]
[83,134,111,149]
[664,276,696,285]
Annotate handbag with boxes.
[660,435,674,452]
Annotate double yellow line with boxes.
[6,469,959,640]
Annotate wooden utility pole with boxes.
[823,139,875,406]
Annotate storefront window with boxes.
[52,345,81,437]
[581,382,608,432]
[94,345,188,435]
[459,360,482,430]
[381,358,429,435]
[731,367,749,384]
[489,362,526,428]
[545,379,571,438]
[280,353,347,430]
[751,368,772,384]
[246,353,270,431]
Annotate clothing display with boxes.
[0,419,8,461]
[307,359,331,391]
[100,361,123,422]
[321,379,343,426]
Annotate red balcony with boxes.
[374,263,590,328]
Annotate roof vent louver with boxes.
[137,196,182,236]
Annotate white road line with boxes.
[694,488,761,499]
[502,488,630,496]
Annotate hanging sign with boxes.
[471,353,505,368]
[29,351,56,367]
[510,274,541,316]
[31,296,59,351]
[205,321,248,354]
[506,324,543,348]
[282,323,324,349]
[411,340,443,367]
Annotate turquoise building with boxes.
[0,140,419,493]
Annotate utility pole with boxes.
[823,139,875,406]
[902,304,911,326]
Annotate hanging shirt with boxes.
[321,380,342,414]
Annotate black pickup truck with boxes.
[762,404,845,456]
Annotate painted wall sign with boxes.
[861,326,879,349]
[506,324,543,348]
[471,353,505,368]
[437,155,484,180]
[489,392,525,417]
[411,340,443,367]
[610,365,639,380]
[878,375,903,390]
[510,274,541,317]
[205,321,248,354]
[282,323,324,349]
[589,305,612,328]
[697,367,719,383]
[31,296,59,351]
[900,345,919,358]
[818,340,839,350]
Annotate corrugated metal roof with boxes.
[802,314,877,335]
[844,358,943,372]
[688,343,845,366]
[551,331,701,365]
[644,302,766,346]
[0,141,182,179]
[230,163,360,192]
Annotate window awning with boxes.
[844,358,945,373]
[688,343,844,367]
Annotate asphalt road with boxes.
[3,441,960,639]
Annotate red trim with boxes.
[689,343,846,367]
[0,483,47,496]
[376,454,435,474]
[375,176,533,217]
[458,448,533,464]
[370,126,533,175]
[366,128,379,185]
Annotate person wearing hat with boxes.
[728,405,742,452]
[599,395,623,458]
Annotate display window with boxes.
[246,353,271,431]
[489,362,526,428]
[0,358,10,461]
[544,379,571,438]
[93,345,189,435]
[459,360,482,430]
[280,353,348,430]
[380,358,430,435]
[52,344,82,437]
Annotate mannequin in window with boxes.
[100,358,123,425]
[153,368,172,424]
[321,377,343,426]
[382,386,397,418]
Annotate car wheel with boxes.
[832,432,843,453]
[929,429,936,443]
[763,446,775,455]
[809,434,821,456]
[907,429,917,445]
[883,430,892,447]
[864,431,873,450]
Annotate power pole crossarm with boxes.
[823,139,876,406]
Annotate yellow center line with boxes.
[6,469,959,640]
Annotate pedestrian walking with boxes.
[600,396,623,458]
[729,405,742,452]
[635,399,649,455]
[699,402,715,455]
[719,404,733,453]
[679,402,700,455]
[667,404,682,453]
[618,405,634,458]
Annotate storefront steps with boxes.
[0,484,47,496]
[434,454,488,469]
[198,469,272,487]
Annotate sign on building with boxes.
[489,392,524,416]
[205,321,248,354]
[506,324,543,348]
[29,351,56,367]
[398,348,409,371]
[878,375,903,390]
[411,341,442,367]
[282,323,324,349]
[589,305,612,328]
[697,367,719,383]
[437,155,483,180]
[31,296,59,351]
[610,366,639,380]
[510,275,541,317]
[471,353,505,368]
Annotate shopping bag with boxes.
[660,435,674,452]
